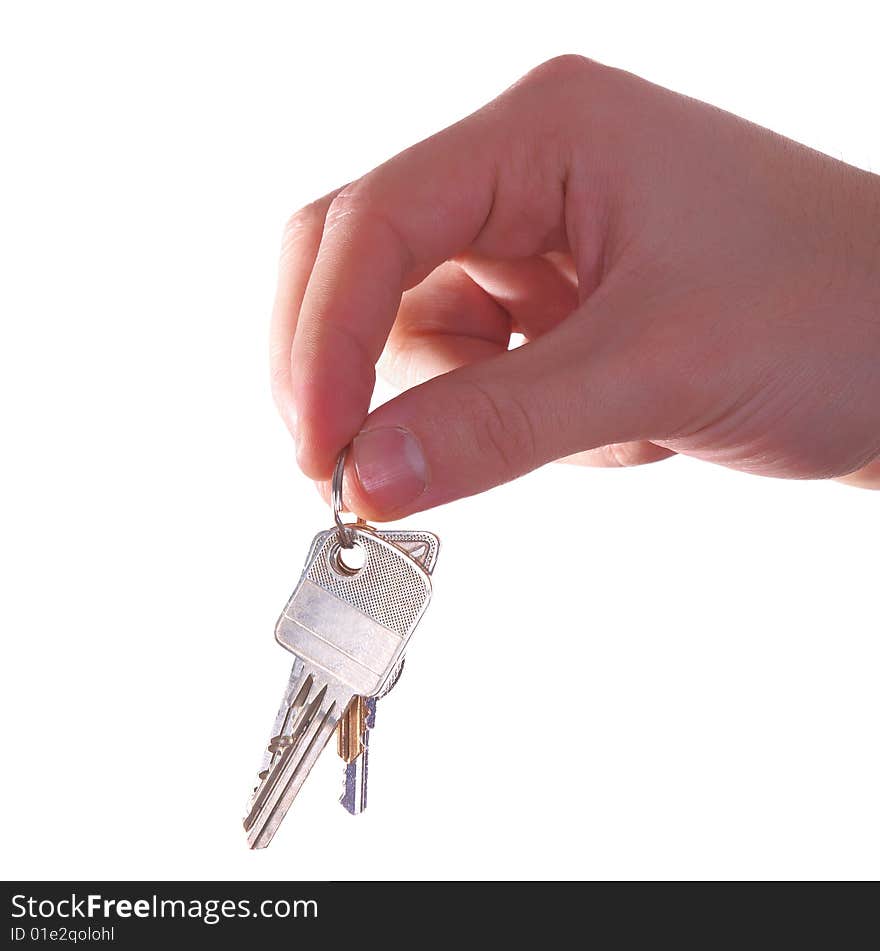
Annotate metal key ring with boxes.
[331,445,356,548]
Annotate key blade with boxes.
[340,697,375,815]
[244,668,352,849]
[337,696,368,763]
[253,657,308,782]
[334,529,440,815]
[245,524,440,843]
[341,757,368,814]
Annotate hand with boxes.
[270,55,880,518]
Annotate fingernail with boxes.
[352,427,428,512]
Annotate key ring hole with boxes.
[330,540,366,576]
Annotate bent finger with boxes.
[335,298,664,520]
[379,262,511,388]
[269,188,344,434]
[292,57,602,479]
[835,458,880,489]
[560,442,676,467]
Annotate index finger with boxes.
[289,57,586,479]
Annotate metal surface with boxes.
[276,528,432,693]
[337,696,368,763]
[244,524,438,848]
[331,445,355,548]
[340,697,375,815]
[337,530,440,815]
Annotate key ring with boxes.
[331,445,356,548]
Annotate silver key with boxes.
[337,530,440,814]
[244,523,437,848]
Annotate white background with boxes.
[1,1,877,881]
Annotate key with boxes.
[244,522,438,848]
[337,531,439,814]
[337,530,440,814]
[337,694,375,815]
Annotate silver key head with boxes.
[274,527,436,698]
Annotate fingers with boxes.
[290,56,599,479]
[560,443,676,467]
[455,252,579,340]
[371,256,673,486]
[379,262,511,388]
[835,458,880,489]
[378,253,577,391]
[268,188,343,435]
[336,298,662,520]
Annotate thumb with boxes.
[339,305,658,520]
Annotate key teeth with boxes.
[246,525,440,845]
[338,697,375,815]
[364,696,376,730]
[244,676,348,848]
[340,757,368,815]
[245,697,339,849]
[246,663,313,809]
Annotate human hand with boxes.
[270,55,880,518]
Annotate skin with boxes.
[270,55,880,520]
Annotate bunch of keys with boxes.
[244,447,439,849]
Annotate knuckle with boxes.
[603,441,669,468]
[376,338,411,386]
[604,442,638,468]
[456,380,539,478]
[839,458,880,490]
[325,177,415,276]
[280,196,331,258]
[326,182,359,214]
[283,196,325,235]
[517,53,603,93]
[323,320,377,387]
[498,55,617,158]
[322,179,403,255]
[280,182,360,258]
[325,181,371,228]
[378,333,430,388]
